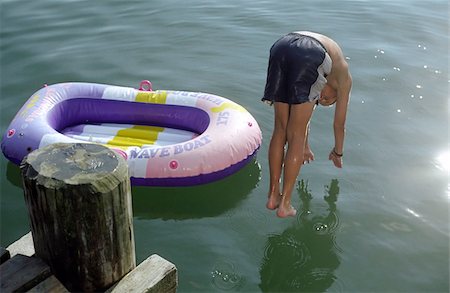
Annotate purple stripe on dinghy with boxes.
[47,98,210,134]
[131,149,259,186]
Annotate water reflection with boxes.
[132,159,261,220]
[260,179,341,292]
[6,162,22,188]
[7,157,261,220]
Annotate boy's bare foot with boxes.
[276,205,297,218]
[266,193,282,210]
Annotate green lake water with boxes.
[1,0,448,292]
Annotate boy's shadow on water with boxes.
[260,179,341,292]
[132,159,261,220]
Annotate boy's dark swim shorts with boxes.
[261,33,332,105]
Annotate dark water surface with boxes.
[1,0,448,292]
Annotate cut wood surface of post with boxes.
[20,143,136,292]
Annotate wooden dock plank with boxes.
[108,254,177,293]
[28,275,69,293]
[0,254,51,292]
[6,232,35,258]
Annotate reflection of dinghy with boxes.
[1,81,262,186]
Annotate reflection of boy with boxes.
[260,180,341,292]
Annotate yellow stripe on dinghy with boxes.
[135,91,168,104]
[211,102,246,113]
[107,125,164,147]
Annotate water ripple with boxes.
[289,268,346,292]
[263,233,311,269]
[311,211,340,235]
[211,261,246,291]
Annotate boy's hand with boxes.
[329,148,343,168]
[303,148,315,164]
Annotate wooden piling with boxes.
[20,143,136,292]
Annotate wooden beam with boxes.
[5,232,34,258]
[27,275,69,293]
[0,254,51,292]
[108,254,177,293]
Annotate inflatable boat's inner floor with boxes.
[62,123,197,148]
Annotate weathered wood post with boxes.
[20,143,136,292]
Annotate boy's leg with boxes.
[278,101,315,217]
[267,102,289,210]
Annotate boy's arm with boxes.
[330,62,352,167]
